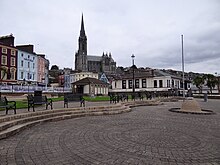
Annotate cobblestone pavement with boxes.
[0,99,220,165]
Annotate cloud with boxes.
[0,0,219,74]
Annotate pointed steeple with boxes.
[80,14,86,37]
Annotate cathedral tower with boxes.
[75,14,88,71]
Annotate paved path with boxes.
[0,99,220,164]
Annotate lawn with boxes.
[0,96,110,111]
[0,97,64,111]
[83,96,110,102]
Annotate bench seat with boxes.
[64,94,85,108]
[0,97,16,115]
[27,95,53,112]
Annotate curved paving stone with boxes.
[0,100,220,164]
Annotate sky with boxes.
[0,0,220,74]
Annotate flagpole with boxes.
[181,35,185,99]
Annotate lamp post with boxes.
[131,54,135,95]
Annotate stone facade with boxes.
[75,15,116,74]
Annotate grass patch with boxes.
[84,96,110,102]
[0,96,110,111]
[50,97,64,102]
[0,97,64,111]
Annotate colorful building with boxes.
[0,35,17,84]
[16,47,38,84]
[37,54,49,86]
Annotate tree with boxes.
[193,76,204,93]
[51,65,59,70]
[203,74,218,93]
[0,67,7,83]
[0,67,7,97]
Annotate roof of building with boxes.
[154,70,171,77]
[87,55,102,62]
[72,77,108,86]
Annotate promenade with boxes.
[0,98,219,164]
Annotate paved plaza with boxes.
[0,99,219,165]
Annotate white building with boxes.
[72,77,109,95]
[72,72,98,82]
[17,49,38,84]
[110,69,184,95]
[64,71,99,88]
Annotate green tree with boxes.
[0,67,7,82]
[51,65,59,70]
[193,76,204,93]
[0,67,7,96]
[203,74,218,93]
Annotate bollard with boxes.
[204,93,208,102]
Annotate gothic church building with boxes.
[75,15,116,74]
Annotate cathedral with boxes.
[75,15,116,74]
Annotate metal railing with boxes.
[0,84,72,93]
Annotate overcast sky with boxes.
[1,0,220,74]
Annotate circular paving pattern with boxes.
[0,101,220,164]
[120,127,201,148]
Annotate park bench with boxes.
[27,95,53,112]
[110,94,128,104]
[64,93,85,108]
[0,97,16,115]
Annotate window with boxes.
[33,63,35,69]
[21,72,24,79]
[176,80,179,88]
[11,50,16,56]
[2,48,7,54]
[167,80,170,87]
[21,60,24,67]
[128,80,132,89]
[10,69,15,80]
[142,79,146,88]
[28,55,30,58]
[1,55,7,65]
[135,79,139,88]
[122,80,126,89]
[11,57,15,66]
[154,80,157,88]
[21,53,23,57]
[28,62,30,68]
[159,80,163,88]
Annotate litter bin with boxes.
[34,90,42,103]
[204,93,208,102]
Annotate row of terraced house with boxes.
[0,34,49,87]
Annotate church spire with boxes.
[80,14,86,37]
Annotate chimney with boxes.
[0,34,15,46]
[16,45,34,54]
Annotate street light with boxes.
[131,54,135,96]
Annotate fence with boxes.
[0,84,72,93]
